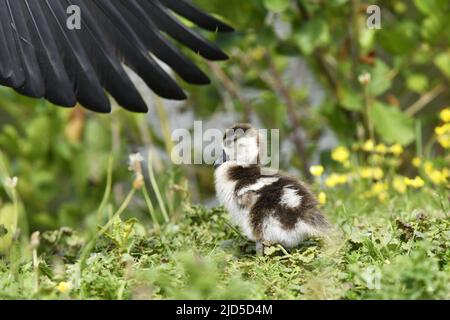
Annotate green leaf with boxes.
[421,14,447,42]
[320,100,357,143]
[359,28,376,50]
[263,0,290,13]
[368,61,392,96]
[406,74,429,93]
[0,204,18,253]
[370,102,415,145]
[26,116,52,157]
[414,0,449,15]
[434,52,450,78]
[329,0,349,6]
[377,23,417,55]
[295,20,330,55]
[340,87,363,111]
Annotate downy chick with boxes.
[214,124,329,255]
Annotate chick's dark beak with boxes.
[214,150,227,169]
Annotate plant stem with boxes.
[142,185,160,227]
[97,156,114,224]
[32,248,39,294]
[147,151,170,223]
[154,96,174,157]
[405,84,445,117]
[98,189,136,236]
[363,83,375,143]
[415,119,423,158]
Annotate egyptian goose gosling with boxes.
[214,124,329,255]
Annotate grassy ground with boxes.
[0,185,449,300]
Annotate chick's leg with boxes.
[256,241,264,256]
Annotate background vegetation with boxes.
[0,0,449,299]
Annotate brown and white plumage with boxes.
[214,124,329,253]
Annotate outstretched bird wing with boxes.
[0,0,232,113]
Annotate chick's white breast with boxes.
[214,163,256,240]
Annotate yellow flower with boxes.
[435,124,446,136]
[427,169,448,185]
[309,165,324,177]
[378,191,389,202]
[369,182,389,202]
[56,281,72,294]
[336,175,348,184]
[325,173,348,187]
[392,176,407,194]
[362,181,389,201]
[404,176,425,189]
[424,161,434,176]
[318,192,327,205]
[372,182,388,194]
[435,124,450,148]
[437,136,450,148]
[389,144,403,155]
[359,167,384,180]
[359,167,371,179]
[440,107,450,122]
[372,167,384,180]
[375,144,387,154]
[412,157,421,168]
[362,140,375,152]
[331,146,350,163]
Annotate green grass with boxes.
[0,186,449,300]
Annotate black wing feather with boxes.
[44,0,111,112]
[0,0,25,88]
[63,0,147,112]
[0,0,233,113]
[139,0,228,61]
[159,0,234,32]
[92,0,187,100]
[5,0,45,98]
[116,0,210,85]
[22,0,76,107]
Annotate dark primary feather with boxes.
[5,0,45,98]
[159,0,234,32]
[23,0,76,107]
[61,0,146,112]
[44,0,110,112]
[141,0,228,61]
[117,0,210,85]
[0,0,233,113]
[0,1,25,88]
